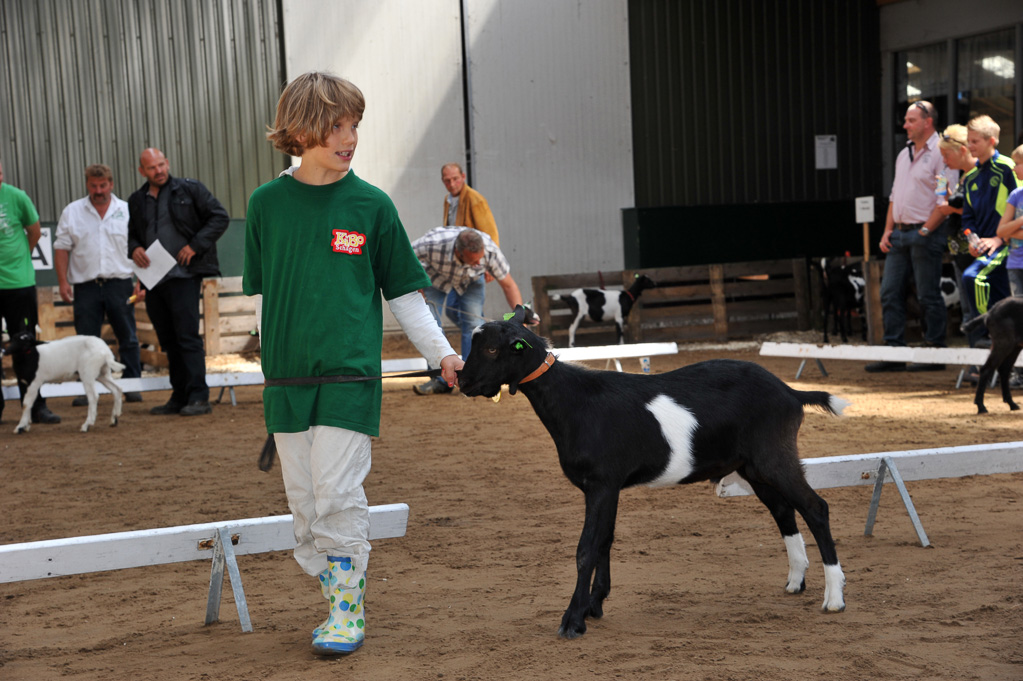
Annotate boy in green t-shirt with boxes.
[243,72,461,656]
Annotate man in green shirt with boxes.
[0,159,60,425]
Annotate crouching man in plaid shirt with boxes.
[411,226,525,394]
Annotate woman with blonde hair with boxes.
[938,124,976,279]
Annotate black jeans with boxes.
[145,276,208,404]
[73,278,141,378]
[0,285,51,420]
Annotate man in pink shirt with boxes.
[866,100,956,373]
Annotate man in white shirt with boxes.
[54,164,142,403]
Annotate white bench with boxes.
[555,342,679,372]
[0,503,410,632]
[1,358,434,405]
[760,341,1018,387]
[716,442,1023,547]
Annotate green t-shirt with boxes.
[243,171,430,435]
[0,182,40,289]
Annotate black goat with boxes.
[457,306,848,638]
[557,274,656,346]
[819,258,865,343]
[962,297,1023,414]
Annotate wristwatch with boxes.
[919,227,930,235]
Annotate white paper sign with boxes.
[815,135,837,170]
[31,227,53,270]
[855,196,875,223]
[132,240,177,290]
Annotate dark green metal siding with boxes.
[628,0,882,208]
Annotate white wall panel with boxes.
[465,0,634,311]
[282,0,466,237]
[281,0,634,328]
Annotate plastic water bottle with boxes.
[935,175,948,205]
[964,228,982,250]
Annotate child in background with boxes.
[997,144,1023,296]
[243,72,462,655]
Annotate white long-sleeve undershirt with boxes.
[386,291,458,369]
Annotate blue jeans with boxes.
[73,278,141,378]
[1007,268,1023,298]
[423,275,486,361]
[880,226,948,347]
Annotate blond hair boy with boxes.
[244,72,461,655]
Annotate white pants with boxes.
[274,427,372,576]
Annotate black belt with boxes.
[78,277,128,286]
[264,369,441,387]
[895,222,923,231]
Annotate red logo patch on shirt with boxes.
[331,229,367,255]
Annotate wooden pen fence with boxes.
[532,259,812,346]
[17,277,260,369]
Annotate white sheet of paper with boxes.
[132,240,177,290]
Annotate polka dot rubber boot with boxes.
[311,556,365,655]
[311,569,330,641]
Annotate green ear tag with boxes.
[503,312,515,321]
[514,341,524,350]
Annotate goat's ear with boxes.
[504,305,527,326]
[509,337,532,353]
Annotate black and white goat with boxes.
[557,274,656,346]
[457,306,848,638]
[8,331,125,433]
[819,258,865,343]
[962,297,1023,414]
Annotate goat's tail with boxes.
[108,358,126,373]
[799,390,851,417]
[962,313,989,334]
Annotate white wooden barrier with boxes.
[555,342,679,372]
[1,358,433,403]
[716,442,1023,547]
[0,504,410,632]
[760,341,1018,386]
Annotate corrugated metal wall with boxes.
[628,0,881,208]
[0,0,283,221]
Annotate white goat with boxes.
[9,332,125,433]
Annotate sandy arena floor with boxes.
[1,336,1021,680]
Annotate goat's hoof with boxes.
[110,417,119,427]
[1009,403,1020,411]
[977,406,988,414]
[80,424,91,433]
[557,614,586,639]
[15,426,28,434]
[785,579,806,594]
[821,602,846,613]
[587,601,605,619]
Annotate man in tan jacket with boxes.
[441,163,499,246]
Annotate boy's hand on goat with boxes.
[440,353,463,388]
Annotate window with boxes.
[895,29,1017,157]
[956,29,1016,154]
[894,42,949,157]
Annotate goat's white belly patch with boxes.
[644,394,697,487]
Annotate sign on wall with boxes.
[32,227,53,270]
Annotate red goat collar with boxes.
[624,290,636,302]
[518,352,556,386]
